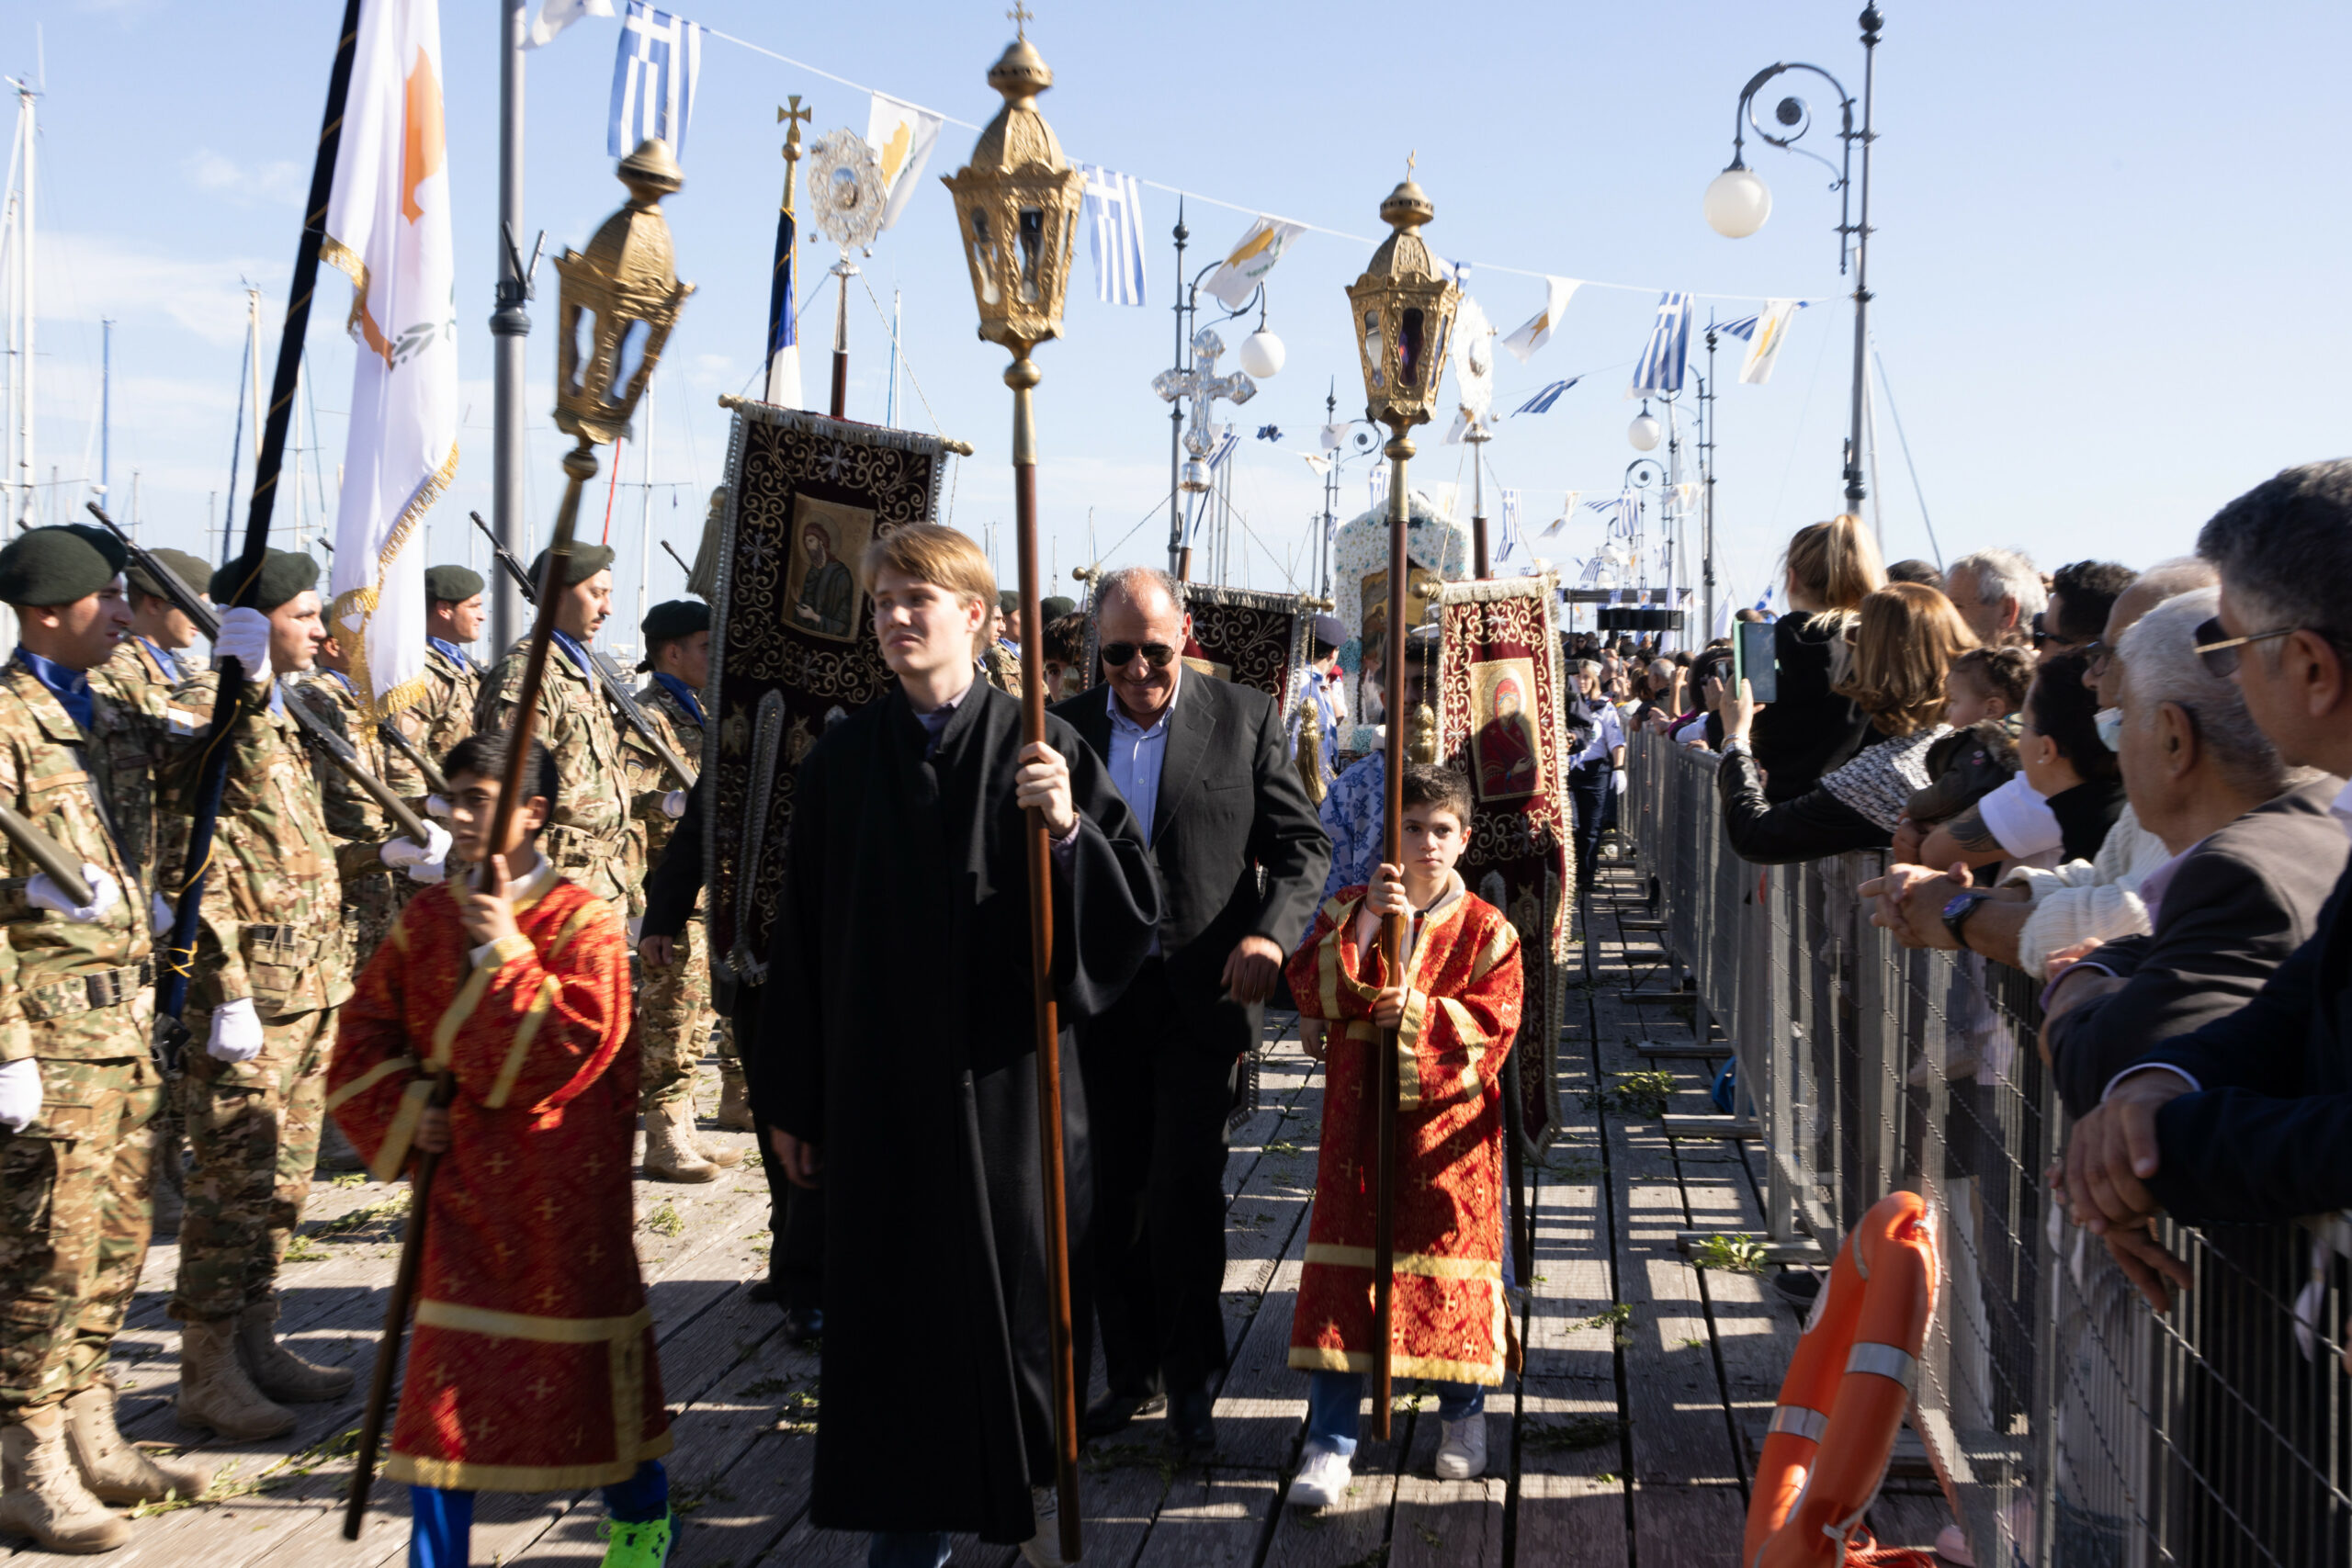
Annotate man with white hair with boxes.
[1944,547,2046,648]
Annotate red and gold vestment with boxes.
[326,863,671,1490]
[1284,877,1524,1385]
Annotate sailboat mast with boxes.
[15,80,33,527]
[637,374,654,637]
[99,318,110,510]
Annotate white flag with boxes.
[1201,217,1306,310]
[1500,276,1580,363]
[866,92,944,234]
[1741,298,1801,385]
[523,0,614,48]
[1540,491,1581,537]
[1444,295,1495,444]
[1300,452,1333,477]
[323,0,458,722]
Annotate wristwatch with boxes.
[1941,889,1990,947]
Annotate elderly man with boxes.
[2029,587,2346,1118]
[1054,566,1329,1453]
[1944,547,2046,648]
[2061,462,2352,1240]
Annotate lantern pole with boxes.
[1372,423,1410,1439]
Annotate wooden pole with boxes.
[1010,353,1082,1561]
[344,444,590,1540]
[831,266,851,420]
[1372,430,1412,1440]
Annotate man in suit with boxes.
[1056,566,1329,1454]
[2063,462,2352,1248]
[2039,587,2348,1120]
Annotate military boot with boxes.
[174,1318,295,1441]
[714,1059,755,1132]
[62,1382,212,1505]
[235,1301,354,1403]
[690,1120,744,1171]
[0,1404,132,1553]
[642,1104,720,1183]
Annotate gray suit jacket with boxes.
[2048,775,2350,1119]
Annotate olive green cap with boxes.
[127,547,213,602]
[527,542,616,589]
[209,549,320,613]
[0,527,120,608]
[424,564,486,604]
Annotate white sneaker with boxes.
[1020,1483,1068,1568]
[1434,1416,1487,1480]
[1287,1443,1353,1508]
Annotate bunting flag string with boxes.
[1079,164,1149,306]
[1538,491,1581,537]
[1512,378,1582,415]
[608,1,703,157]
[1627,291,1694,397]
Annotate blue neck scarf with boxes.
[17,647,93,733]
[650,672,704,728]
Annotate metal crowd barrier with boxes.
[1624,729,2352,1566]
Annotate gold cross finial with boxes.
[777,94,812,156]
[1008,3,1034,37]
[1407,149,1418,180]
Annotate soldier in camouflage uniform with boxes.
[166,549,448,1444]
[297,636,430,968]
[416,562,485,787]
[0,527,212,1551]
[627,601,746,1183]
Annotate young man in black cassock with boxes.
[754,525,1159,1568]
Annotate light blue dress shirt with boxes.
[1105,674,1177,848]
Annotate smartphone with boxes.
[1734,620,1779,705]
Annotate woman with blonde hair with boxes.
[1748,513,1886,801]
[1714,581,1975,863]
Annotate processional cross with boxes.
[1152,327,1259,477]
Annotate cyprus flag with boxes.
[867,92,944,233]
[322,0,458,721]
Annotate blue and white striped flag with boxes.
[1495,488,1523,563]
[1627,290,1693,396]
[609,2,702,158]
[1512,377,1581,415]
[1206,426,1239,471]
[1080,164,1148,307]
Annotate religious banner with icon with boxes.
[1434,572,1573,1154]
[704,399,953,982]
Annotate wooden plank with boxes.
[1515,1378,1631,1568]
[1626,1482,1748,1568]
[1128,1471,1279,1568]
[1389,1389,1502,1568]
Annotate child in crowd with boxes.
[1904,644,2032,829]
[1282,765,1525,1506]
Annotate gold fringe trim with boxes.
[331,437,462,728]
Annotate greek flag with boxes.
[1080,164,1148,307]
[1495,488,1523,563]
[1627,290,1693,396]
[1206,427,1238,471]
[1513,377,1581,415]
[608,2,702,158]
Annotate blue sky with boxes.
[13,0,2351,649]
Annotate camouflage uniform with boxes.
[476,641,653,913]
[164,671,373,1325]
[414,642,480,790]
[0,654,165,1417]
[627,677,717,1114]
[983,640,1022,695]
[292,671,425,969]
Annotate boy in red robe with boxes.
[327,730,674,1568]
[1282,763,1524,1506]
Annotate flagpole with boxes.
[1702,323,1718,642]
[492,0,533,656]
[1164,202,1187,578]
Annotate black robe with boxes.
[752,679,1159,1543]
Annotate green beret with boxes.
[63,525,130,575]
[0,527,119,608]
[527,543,616,589]
[999,591,1021,617]
[209,549,320,613]
[424,564,485,604]
[640,599,710,643]
[1041,595,1076,622]
[127,547,212,602]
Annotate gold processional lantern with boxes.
[1346,163,1461,1449]
[940,25,1088,1563]
[552,139,695,485]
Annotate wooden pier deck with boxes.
[32,850,1961,1565]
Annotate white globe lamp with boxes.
[1703,164,1772,239]
[1238,328,1286,379]
[1628,408,1662,452]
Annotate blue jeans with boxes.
[408,1460,667,1567]
[1306,1371,1484,1460]
[868,1532,951,1568]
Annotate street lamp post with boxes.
[1343,161,1461,1442]
[1705,4,1883,521]
[940,26,1089,1560]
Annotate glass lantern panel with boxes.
[606,318,650,410]
[566,305,594,399]
[968,207,1001,307]
[1362,310,1384,376]
[1017,208,1046,304]
[1398,308,1425,389]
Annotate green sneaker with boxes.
[598,1510,674,1567]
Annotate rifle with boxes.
[0,805,94,908]
[468,510,699,791]
[85,504,444,843]
[661,539,693,579]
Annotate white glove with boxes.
[381,822,454,884]
[207,998,265,1064]
[1612,767,1629,796]
[0,1058,40,1132]
[152,891,175,935]
[425,794,452,818]
[213,606,272,680]
[26,864,122,924]
[661,790,687,820]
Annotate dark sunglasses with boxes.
[2192,615,2296,678]
[2029,612,2062,649]
[1101,641,1178,671]
[2081,638,2114,677]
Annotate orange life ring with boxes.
[1742,1190,1940,1568]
